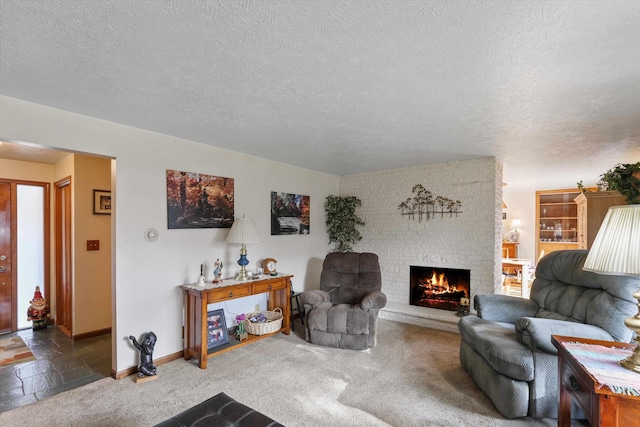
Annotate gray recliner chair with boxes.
[458,250,639,419]
[299,252,387,350]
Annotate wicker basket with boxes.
[242,308,283,336]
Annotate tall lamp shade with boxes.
[583,204,640,373]
[225,215,261,281]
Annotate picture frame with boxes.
[206,309,229,350]
[93,190,111,215]
[166,170,234,229]
[270,191,310,235]
[508,231,520,243]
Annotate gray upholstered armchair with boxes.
[458,250,639,419]
[299,252,387,350]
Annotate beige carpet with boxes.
[0,320,574,426]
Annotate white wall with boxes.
[340,158,503,310]
[0,95,340,373]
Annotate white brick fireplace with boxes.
[340,158,503,332]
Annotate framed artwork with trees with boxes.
[166,170,234,229]
[271,191,310,235]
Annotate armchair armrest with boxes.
[474,294,538,323]
[360,291,387,310]
[299,290,330,310]
[515,317,615,354]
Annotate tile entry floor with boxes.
[0,326,111,414]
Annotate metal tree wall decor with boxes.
[398,184,462,222]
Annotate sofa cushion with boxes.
[307,302,369,335]
[320,252,382,304]
[531,250,638,342]
[458,315,534,381]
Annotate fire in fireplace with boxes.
[410,266,470,311]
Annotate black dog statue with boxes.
[129,331,157,377]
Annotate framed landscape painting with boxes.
[270,191,310,235]
[166,170,234,229]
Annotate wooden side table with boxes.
[552,335,640,427]
[182,274,292,369]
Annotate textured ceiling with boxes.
[1,1,639,187]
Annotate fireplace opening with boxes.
[410,266,470,311]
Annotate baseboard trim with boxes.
[73,327,111,341]
[112,350,183,379]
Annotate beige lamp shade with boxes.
[225,215,261,244]
[225,215,261,281]
[583,205,640,276]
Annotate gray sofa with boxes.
[299,252,387,350]
[458,250,639,419]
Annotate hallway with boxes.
[0,326,111,414]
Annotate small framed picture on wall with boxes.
[93,190,111,215]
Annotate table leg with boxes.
[558,376,572,426]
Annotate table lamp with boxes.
[583,204,640,373]
[225,214,261,281]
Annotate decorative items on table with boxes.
[242,308,283,336]
[213,258,223,283]
[235,313,247,341]
[129,331,157,382]
[263,258,278,276]
[225,214,261,281]
[26,286,50,330]
[583,204,640,373]
[509,218,521,243]
[197,264,206,287]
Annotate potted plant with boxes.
[235,314,247,341]
[325,195,365,252]
[598,162,640,204]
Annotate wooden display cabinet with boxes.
[574,190,626,249]
[535,189,582,257]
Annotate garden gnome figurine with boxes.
[129,332,158,381]
[27,286,50,330]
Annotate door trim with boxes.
[55,176,72,335]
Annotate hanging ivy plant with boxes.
[325,195,365,252]
[598,162,640,204]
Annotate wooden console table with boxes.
[552,335,640,427]
[182,274,292,369]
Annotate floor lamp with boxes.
[583,204,640,373]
